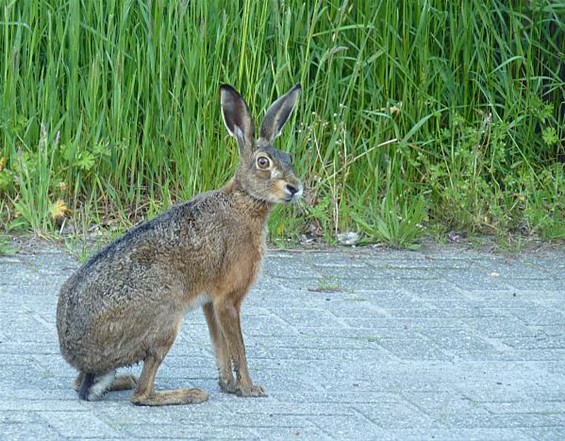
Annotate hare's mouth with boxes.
[282,184,303,203]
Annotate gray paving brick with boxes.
[475,258,555,280]
[400,278,468,299]
[355,401,440,429]
[481,400,565,414]
[419,327,505,360]
[510,306,565,326]
[318,294,388,318]
[1,241,564,440]
[0,400,87,412]
[36,411,120,438]
[524,427,565,441]
[439,268,514,290]
[403,391,490,418]
[0,422,62,441]
[364,428,538,441]
[446,412,565,429]
[271,306,347,328]
[377,337,453,361]
[0,411,38,424]
[253,426,332,441]
[505,278,565,292]
[461,313,543,338]
[119,423,260,440]
[311,411,384,440]
[355,288,433,311]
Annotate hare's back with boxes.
[57,190,234,313]
[56,192,228,368]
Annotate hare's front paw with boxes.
[219,377,238,394]
[237,384,267,397]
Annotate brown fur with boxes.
[56,84,302,405]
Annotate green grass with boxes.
[309,274,344,293]
[0,234,15,256]
[1,0,563,248]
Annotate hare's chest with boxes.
[215,234,264,295]
[234,237,264,277]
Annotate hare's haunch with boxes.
[57,84,302,405]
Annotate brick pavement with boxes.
[0,241,564,440]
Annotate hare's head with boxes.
[220,84,303,204]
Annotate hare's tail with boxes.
[78,370,116,401]
[78,373,95,400]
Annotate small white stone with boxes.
[337,232,359,246]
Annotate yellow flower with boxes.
[50,199,69,221]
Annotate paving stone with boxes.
[439,269,514,290]
[354,401,440,429]
[376,337,454,361]
[36,411,120,438]
[0,422,62,441]
[419,327,505,360]
[400,278,468,300]
[362,428,538,441]
[481,400,565,414]
[523,426,565,441]
[253,426,333,440]
[0,411,39,424]
[310,411,384,440]
[403,391,490,419]
[504,278,565,292]
[510,306,565,326]
[1,242,564,440]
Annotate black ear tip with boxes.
[293,83,302,92]
[220,84,237,94]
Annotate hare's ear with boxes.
[259,83,301,144]
[220,84,255,153]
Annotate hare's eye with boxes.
[256,156,271,170]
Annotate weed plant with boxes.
[1,0,563,248]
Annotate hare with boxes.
[56,83,302,406]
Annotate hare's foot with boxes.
[220,377,266,397]
[131,388,209,406]
[236,383,267,398]
[109,375,138,392]
[218,376,238,394]
[75,372,137,394]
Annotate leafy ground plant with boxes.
[353,193,427,250]
[0,235,16,256]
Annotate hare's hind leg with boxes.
[131,353,208,406]
[74,371,137,395]
[109,374,138,392]
[130,321,208,406]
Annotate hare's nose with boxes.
[285,184,299,195]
